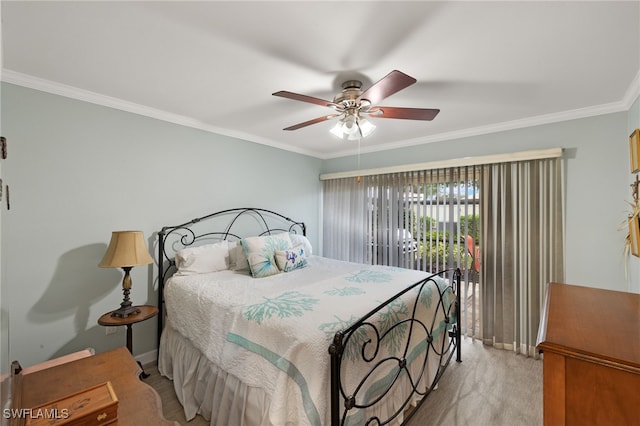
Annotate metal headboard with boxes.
[156,207,306,349]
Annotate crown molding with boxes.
[0,69,320,158]
[3,68,638,161]
[623,68,640,110]
[326,99,631,159]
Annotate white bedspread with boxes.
[163,256,452,426]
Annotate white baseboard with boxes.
[135,348,158,367]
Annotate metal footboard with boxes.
[329,268,461,426]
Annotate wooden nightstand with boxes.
[98,305,158,378]
[17,347,177,426]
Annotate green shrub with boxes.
[385,210,479,270]
[417,235,472,269]
[459,214,480,243]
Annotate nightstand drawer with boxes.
[25,382,118,426]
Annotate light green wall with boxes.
[323,111,634,293]
[0,83,322,368]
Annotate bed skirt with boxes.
[158,321,432,426]
[159,322,277,425]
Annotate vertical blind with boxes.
[481,158,565,356]
[322,149,564,347]
[323,166,482,337]
[323,168,481,269]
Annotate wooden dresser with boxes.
[536,282,640,425]
[13,346,177,426]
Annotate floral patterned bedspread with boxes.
[164,256,452,426]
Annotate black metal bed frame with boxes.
[156,207,306,345]
[156,207,461,426]
[329,268,461,425]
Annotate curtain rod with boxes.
[319,147,563,181]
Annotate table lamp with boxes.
[99,230,154,318]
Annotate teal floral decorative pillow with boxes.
[275,245,308,272]
[241,233,293,278]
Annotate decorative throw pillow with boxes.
[175,241,229,275]
[275,245,308,272]
[241,233,293,278]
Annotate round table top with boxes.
[98,305,159,326]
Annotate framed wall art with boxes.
[630,128,640,173]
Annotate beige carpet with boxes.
[406,338,542,426]
[144,338,542,426]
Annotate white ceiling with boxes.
[2,1,639,159]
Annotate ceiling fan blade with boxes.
[358,70,417,106]
[283,114,340,131]
[368,106,440,121]
[273,91,341,109]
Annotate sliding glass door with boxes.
[323,166,481,337]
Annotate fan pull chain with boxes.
[356,136,362,184]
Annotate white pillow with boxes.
[290,233,313,255]
[275,245,308,272]
[175,241,229,275]
[241,233,293,278]
[228,241,250,271]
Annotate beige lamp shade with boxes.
[98,231,154,268]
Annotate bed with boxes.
[156,208,461,426]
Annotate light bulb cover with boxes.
[342,115,358,134]
[358,117,376,138]
[329,112,376,140]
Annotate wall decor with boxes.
[627,147,640,259]
[629,213,640,257]
[630,129,640,173]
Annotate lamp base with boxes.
[111,306,140,318]
[110,303,140,318]
[111,267,140,318]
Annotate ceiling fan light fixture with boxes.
[345,131,361,141]
[330,112,376,140]
[342,114,358,135]
[329,121,345,138]
[357,117,376,138]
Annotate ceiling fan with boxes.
[272,70,440,140]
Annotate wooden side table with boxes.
[18,346,178,426]
[98,305,158,378]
